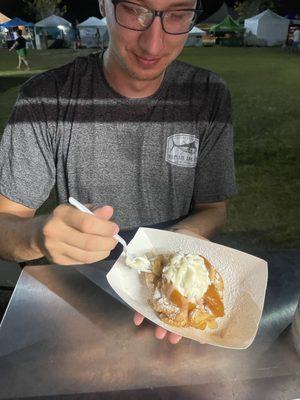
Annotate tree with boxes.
[234,0,280,21]
[22,0,67,21]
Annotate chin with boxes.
[129,67,165,82]
[127,53,170,81]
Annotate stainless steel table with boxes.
[0,250,299,400]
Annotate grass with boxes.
[0,47,299,249]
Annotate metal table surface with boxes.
[0,250,299,400]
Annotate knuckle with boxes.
[53,204,67,218]
[81,217,93,233]
[42,221,52,238]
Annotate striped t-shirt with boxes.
[0,52,236,231]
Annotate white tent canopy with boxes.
[34,15,72,50]
[189,26,206,36]
[244,9,289,46]
[77,16,106,27]
[77,16,108,48]
[35,15,72,28]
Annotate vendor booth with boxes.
[244,9,290,46]
[35,15,72,49]
[210,16,244,46]
[0,12,10,47]
[0,17,34,48]
[185,26,205,47]
[77,16,108,48]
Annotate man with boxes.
[0,0,236,344]
[9,29,30,70]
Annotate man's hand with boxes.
[133,312,182,344]
[34,204,119,265]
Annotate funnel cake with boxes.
[143,253,224,330]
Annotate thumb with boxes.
[91,205,114,221]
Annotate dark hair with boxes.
[17,29,22,36]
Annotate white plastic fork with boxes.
[68,196,128,251]
[68,197,151,271]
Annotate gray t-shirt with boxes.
[0,52,236,230]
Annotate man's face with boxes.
[100,0,197,82]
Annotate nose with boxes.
[138,16,165,56]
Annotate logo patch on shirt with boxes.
[166,134,199,168]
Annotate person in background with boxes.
[70,26,78,50]
[95,28,102,49]
[9,29,30,70]
[12,29,18,40]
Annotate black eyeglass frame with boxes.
[111,0,203,35]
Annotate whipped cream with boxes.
[162,252,210,303]
[126,255,151,273]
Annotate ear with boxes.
[99,0,106,17]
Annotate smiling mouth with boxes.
[138,56,160,61]
[134,53,162,66]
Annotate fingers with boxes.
[167,332,182,344]
[135,313,183,344]
[92,205,114,220]
[155,326,167,340]
[42,239,112,266]
[133,312,144,326]
[58,223,118,253]
[54,204,119,237]
[155,327,182,344]
[59,242,112,265]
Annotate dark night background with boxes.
[1,0,300,23]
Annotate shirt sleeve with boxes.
[0,87,56,209]
[192,77,237,204]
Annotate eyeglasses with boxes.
[111,0,203,35]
